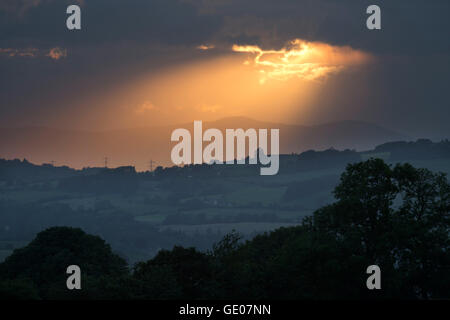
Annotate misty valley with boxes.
[0,138,449,299]
[0,139,449,264]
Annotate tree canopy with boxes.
[0,160,448,300]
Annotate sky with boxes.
[1,0,450,139]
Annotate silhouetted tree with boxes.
[0,227,128,299]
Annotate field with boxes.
[159,222,300,236]
[1,155,449,263]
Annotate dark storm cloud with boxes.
[0,0,221,49]
[185,0,450,54]
[0,0,449,137]
[1,0,449,57]
[0,0,223,122]
[1,0,448,52]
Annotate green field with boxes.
[134,213,167,224]
[1,157,448,245]
[159,222,300,235]
[224,185,287,205]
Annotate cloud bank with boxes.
[233,39,372,83]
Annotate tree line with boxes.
[0,159,448,299]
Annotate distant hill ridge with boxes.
[0,117,410,171]
[1,139,449,181]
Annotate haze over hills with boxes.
[0,117,409,171]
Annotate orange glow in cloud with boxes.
[46,47,67,60]
[119,54,316,126]
[66,39,372,130]
[0,47,67,59]
[233,39,372,84]
[197,44,215,50]
[0,48,38,57]
[135,101,157,114]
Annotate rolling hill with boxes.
[0,117,409,171]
